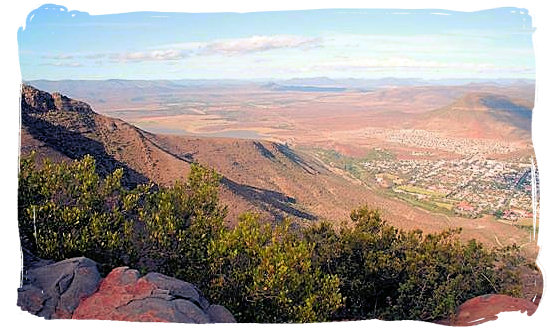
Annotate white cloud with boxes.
[91,35,320,64]
[42,54,75,60]
[198,35,322,55]
[111,49,189,62]
[84,53,108,59]
[42,61,82,67]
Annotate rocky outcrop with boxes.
[448,294,538,326]
[18,256,236,323]
[22,84,92,114]
[17,256,101,319]
[72,267,235,323]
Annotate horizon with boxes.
[24,77,537,82]
[18,5,535,81]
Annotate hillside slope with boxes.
[20,84,372,223]
[147,133,375,222]
[21,84,190,187]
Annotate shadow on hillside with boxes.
[21,112,149,188]
[253,141,276,160]
[221,177,317,221]
[144,135,316,221]
[483,96,532,132]
[273,143,320,175]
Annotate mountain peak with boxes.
[22,84,92,114]
[446,92,493,112]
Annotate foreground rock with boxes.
[18,255,236,323]
[449,294,538,326]
[18,257,101,319]
[72,267,235,323]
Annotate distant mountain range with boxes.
[263,82,349,93]
[27,77,534,92]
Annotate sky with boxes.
[18,4,535,81]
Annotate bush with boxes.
[18,153,529,323]
[136,163,227,283]
[18,153,226,276]
[208,213,342,322]
[18,153,134,268]
[303,205,525,321]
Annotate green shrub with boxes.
[136,163,227,283]
[18,153,529,323]
[208,213,342,322]
[303,205,525,321]
[18,153,134,268]
[18,153,226,276]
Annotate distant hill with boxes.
[410,92,532,140]
[263,82,348,92]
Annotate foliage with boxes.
[18,153,134,268]
[303,205,525,321]
[18,153,225,276]
[134,163,227,283]
[208,213,342,322]
[18,153,530,323]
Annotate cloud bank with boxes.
[41,35,323,64]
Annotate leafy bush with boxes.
[303,205,525,321]
[18,153,225,276]
[208,213,342,322]
[135,163,227,283]
[18,153,529,323]
[18,153,134,268]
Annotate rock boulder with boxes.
[449,294,538,326]
[17,256,101,319]
[72,267,235,323]
[18,255,236,323]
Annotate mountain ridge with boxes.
[20,84,375,224]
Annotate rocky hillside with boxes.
[21,84,190,187]
[20,84,374,224]
[18,251,235,323]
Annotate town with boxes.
[362,128,520,155]
[362,153,536,222]
[313,146,537,224]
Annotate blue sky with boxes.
[18,4,535,80]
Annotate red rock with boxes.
[450,294,538,326]
[72,267,235,323]
[18,253,235,323]
[72,267,157,320]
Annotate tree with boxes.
[136,163,227,284]
[304,205,526,321]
